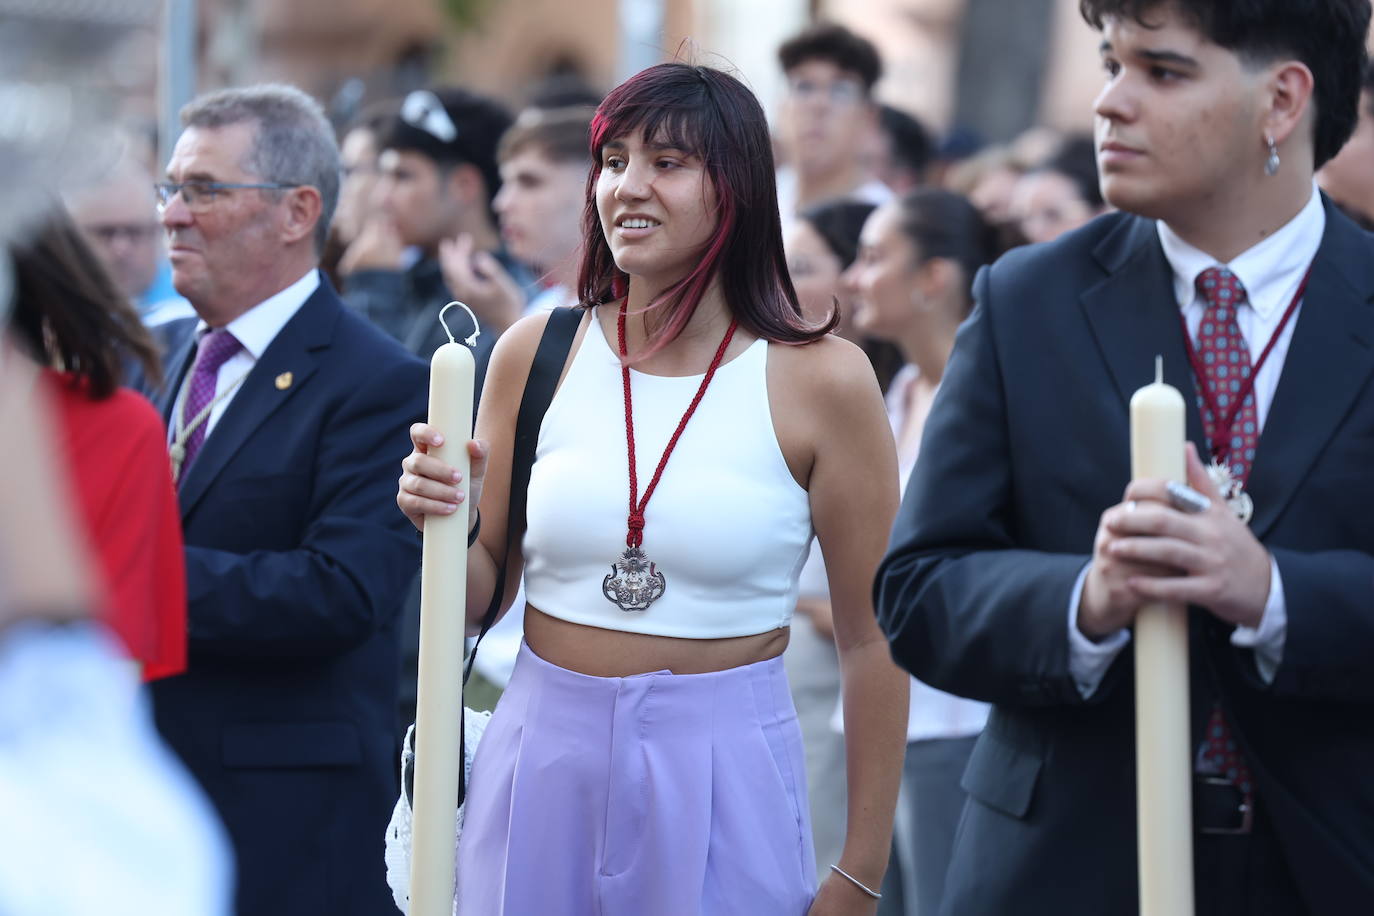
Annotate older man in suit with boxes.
[876,2,1374,914]
[149,84,427,916]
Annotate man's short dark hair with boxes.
[377,87,512,209]
[879,104,933,177]
[778,22,882,92]
[1079,0,1372,168]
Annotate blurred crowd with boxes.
[4,12,1374,916]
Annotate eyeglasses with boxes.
[786,76,866,106]
[400,90,459,143]
[154,180,302,212]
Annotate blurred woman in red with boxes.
[8,207,186,679]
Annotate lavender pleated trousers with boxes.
[456,641,817,915]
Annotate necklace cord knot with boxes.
[627,512,646,547]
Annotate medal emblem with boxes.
[1206,459,1254,524]
[603,546,666,612]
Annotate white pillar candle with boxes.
[1129,356,1194,916]
[409,335,474,915]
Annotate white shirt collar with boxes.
[1156,183,1325,319]
[195,269,320,358]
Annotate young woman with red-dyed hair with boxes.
[398,62,907,915]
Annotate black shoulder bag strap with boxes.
[453,305,583,808]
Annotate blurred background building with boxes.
[87,0,1120,162]
[16,0,1374,185]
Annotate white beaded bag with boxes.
[383,709,492,914]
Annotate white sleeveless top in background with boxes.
[523,308,813,639]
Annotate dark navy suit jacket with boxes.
[148,275,427,916]
[876,200,1374,914]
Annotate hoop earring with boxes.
[1264,134,1281,177]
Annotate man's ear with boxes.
[1264,60,1316,149]
[280,185,323,247]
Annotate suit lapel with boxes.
[155,319,200,425]
[176,285,339,518]
[1247,203,1374,539]
[1079,216,1211,456]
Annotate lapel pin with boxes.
[275,371,293,390]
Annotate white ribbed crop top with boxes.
[522,309,813,638]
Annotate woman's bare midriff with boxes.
[522,606,790,677]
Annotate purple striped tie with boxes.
[180,328,243,472]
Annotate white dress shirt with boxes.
[1069,185,1325,696]
[172,269,319,443]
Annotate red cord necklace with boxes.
[1177,264,1310,478]
[601,300,739,612]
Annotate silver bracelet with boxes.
[829,863,882,900]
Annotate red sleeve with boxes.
[52,375,187,679]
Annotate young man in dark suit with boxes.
[150,84,427,916]
[876,2,1374,913]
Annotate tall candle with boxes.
[1130,356,1194,916]
[409,336,474,915]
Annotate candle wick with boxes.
[1155,354,1164,385]
[439,301,482,349]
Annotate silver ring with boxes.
[1166,481,1212,514]
[1126,500,1138,512]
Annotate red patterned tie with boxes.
[1192,266,1254,801]
[180,328,243,473]
[1193,267,1258,484]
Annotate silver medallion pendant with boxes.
[1207,459,1254,525]
[602,546,666,612]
